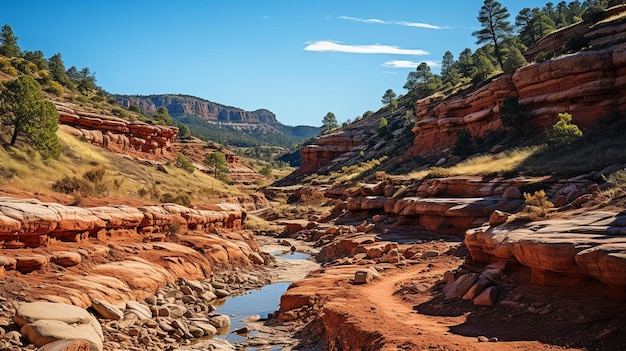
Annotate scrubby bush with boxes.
[550,112,583,148]
[301,189,326,208]
[523,190,554,217]
[45,81,64,97]
[453,130,474,157]
[175,153,195,173]
[83,166,106,183]
[52,176,91,195]
[160,192,192,206]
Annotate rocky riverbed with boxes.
[0,232,320,351]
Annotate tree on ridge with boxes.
[472,0,513,69]
[321,112,338,135]
[0,24,20,58]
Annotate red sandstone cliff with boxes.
[408,11,626,157]
[53,101,178,159]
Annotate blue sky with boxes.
[3,0,548,127]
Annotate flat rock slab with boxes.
[466,210,626,289]
[14,302,103,351]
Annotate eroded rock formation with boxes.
[53,101,178,159]
[0,196,268,310]
[465,210,626,298]
[409,12,626,157]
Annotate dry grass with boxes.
[305,156,388,185]
[245,214,282,233]
[0,130,243,206]
[407,147,539,180]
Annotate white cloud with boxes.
[396,21,443,29]
[305,41,429,55]
[338,16,385,24]
[382,60,440,68]
[338,16,444,29]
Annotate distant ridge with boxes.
[114,94,319,148]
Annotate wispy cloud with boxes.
[338,16,445,29]
[305,41,429,55]
[382,60,440,68]
[338,16,385,24]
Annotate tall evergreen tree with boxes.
[455,48,477,80]
[321,112,338,135]
[381,89,397,114]
[404,62,440,100]
[22,50,49,70]
[0,24,20,58]
[0,76,60,158]
[441,51,461,86]
[472,0,514,69]
[48,53,73,88]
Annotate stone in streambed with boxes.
[91,299,123,320]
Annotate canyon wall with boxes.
[409,13,626,157]
[53,101,178,159]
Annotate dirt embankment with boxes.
[273,220,626,351]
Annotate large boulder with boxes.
[14,302,103,351]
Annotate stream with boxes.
[213,249,314,349]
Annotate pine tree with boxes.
[321,112,338,135]
[0,76,60,158]
[0,24,20,58]
[472,0,514,69]
[48,53,73,88]
[381,89,397,114]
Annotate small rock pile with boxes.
[442,262,505,306]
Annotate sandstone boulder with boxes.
[37,339,91,351]
[52,252,82,267]
[91,299,123,320]
[14,302,103,351]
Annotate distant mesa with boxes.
[114,94,278,124]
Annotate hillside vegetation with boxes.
[0,128,244,207]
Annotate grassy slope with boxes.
[0,129,244,207]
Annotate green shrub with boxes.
[550,112,583,148]
[453,130,474,157]
[175,153,195,173]
[9,57,37,75]
[582,5,606,23]
[52,176,92,194]
[534,51,555,62]
[45,81,64,97]
[500,97,526,134]
[160,192,192,206]
[565,34,590,53]
[259,164,273,177]
[111,107,128,118]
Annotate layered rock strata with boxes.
[332,175,598,235]
[409,12,626,157]
[53,101,178,158]
[465,210,626,297]
[0,197,245,248]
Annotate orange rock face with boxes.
[53,101,178,159]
